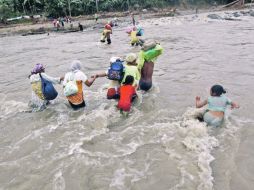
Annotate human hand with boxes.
[196,96,201,102]
[231,102,240,109]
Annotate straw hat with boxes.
[125,53,137,63]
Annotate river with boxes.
[0,10,254,190]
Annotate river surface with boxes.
[0,10,254,190]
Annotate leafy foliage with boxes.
[0,0,251,19]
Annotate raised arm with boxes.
[196,96,208,108]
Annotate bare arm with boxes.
[92,72,107,78]
[196,96,208,108]
[85,76,96,87]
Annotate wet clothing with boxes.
[105,71,120,99]
[202,95,232,127]
[203,111,224,127]
[69,100,86,110]
[130,31,139,44]
[122,64,140,86]
[139,79,152,91]
[107,87,120,99]
[101,29,111,44]
[63,70,87,108]
[207,95,232,112]
[30,73,61,100]
[118,85,136,112]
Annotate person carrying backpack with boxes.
[28,63,63,110]
[93,57,124,100]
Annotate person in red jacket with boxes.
[118,75,137,112]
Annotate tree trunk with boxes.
[68,0,71,17]
[127,0,130,10]
[96,0,99,12]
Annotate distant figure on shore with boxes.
[56,20,60,30]
[78,23,83,31]
[95,13,98,23]
[60,17,64,27]
[53,19,57,27]
[195,84,240,127]
[131,13,136,26]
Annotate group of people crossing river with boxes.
[29,14,163,115]
[29,13,239,127]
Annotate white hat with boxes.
[110,57,121,63]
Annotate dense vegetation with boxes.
[0,0,248,20]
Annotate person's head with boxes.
[141,39,158,51]
[105,24,111,30]
[110,57,122,64]
[70,60,82,72]
[123,75,134,85]
[31,63,45,74]
[125,53,137,65]
[210,84,226,96]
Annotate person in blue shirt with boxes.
[195,84,239,127]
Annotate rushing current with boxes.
[0,10,254,190]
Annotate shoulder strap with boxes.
[68,72,75,82]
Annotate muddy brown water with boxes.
[0,11,254,190]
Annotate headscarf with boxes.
[31,63,45,74]
[70,60,82,72]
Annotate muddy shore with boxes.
[0,4,253,37]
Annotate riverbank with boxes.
[0,4,253,37]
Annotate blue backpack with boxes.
[40,74,58,100]
[107,61,124,81]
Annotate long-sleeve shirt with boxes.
[30,73,61,84]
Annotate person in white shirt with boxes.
[63,60,96,110]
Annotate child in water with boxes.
[118,75,137,112]
[195,84,239,127]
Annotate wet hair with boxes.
[210,84,226,96]
[123,75,134,85]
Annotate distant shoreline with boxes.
[0,5,252,37]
